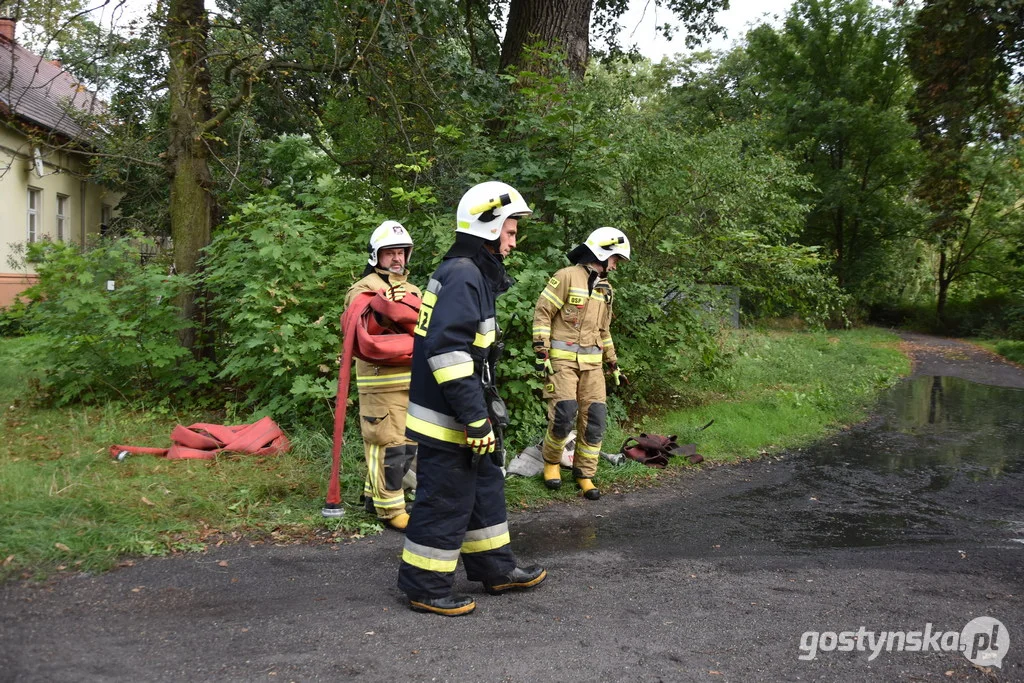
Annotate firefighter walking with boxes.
[532,227,631,500]
[397,181,546,616]
[344,221,422,531]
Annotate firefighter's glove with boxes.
[465,419,496,456]
[608,361,628,386]
[534,348,553,377]
[384,283,407,302]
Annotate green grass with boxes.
[0,327,909,581]
[645,327,910,462]
[969,338,1024,366]
[0,337,379,581]
[505,327,909,505]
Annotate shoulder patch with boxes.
[547,276,560,288]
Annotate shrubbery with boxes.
[203,176,381,427]
[15,238,211,404]
[6,59,850,441]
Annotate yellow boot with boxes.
[576,478,600,501]
[387,512,410,531]
[543,463,562,490]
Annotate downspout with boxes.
[79,180,86,247]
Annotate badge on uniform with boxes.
[547,277,559,288]
[568,295,586,306]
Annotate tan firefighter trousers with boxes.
[541,363,607,479]
[359,389,417,521]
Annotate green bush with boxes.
[883,293,1024,339]
[17,238,210,404]
[0,298,30,337]
[203,174,390,427]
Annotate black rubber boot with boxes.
[484,566,547,595]
[408,594,476,616]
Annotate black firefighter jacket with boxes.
[405,236,512,452]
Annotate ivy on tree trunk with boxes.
[166,0,214,353]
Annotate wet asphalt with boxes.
[1,332,1022,682]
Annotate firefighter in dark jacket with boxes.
[533,227,631,501]
[397,181,547,617]
[344,221,422,531]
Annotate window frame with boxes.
[56,193,69,242]
[27,187,41,243]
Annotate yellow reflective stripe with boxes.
[373,495,406,509]
[356,374,411,388]
[533,325,551,336]
[568,288,589,306]
[473,330,495,348]
[578,352,602,364]
[549,348,577,360]
[541,288,564,308]
[601,337,613,347]
[356,369,411,380]
[357,378,410,389]
[461,528,511,554]
[544,432,567,450]
[414,289,438,337]
[576,442,600,458]
[402,546,459,573]
[433,361,474,384]
[406,413,466,445]
[366,443,381,489]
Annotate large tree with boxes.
[497,0,728,77]
[109,0,464,350]
[905,0,1024,321]
[743,0,922,304]
[165,0,213,349]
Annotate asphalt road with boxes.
[1,333,1022,682]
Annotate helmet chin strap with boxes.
[482,239,503,260]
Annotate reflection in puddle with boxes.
[513,377,1024,556]
[818,376,1024,479]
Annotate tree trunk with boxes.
[834,207,845,288]
[936,249,950,326]
[500,0,593,78]
[166,0,214,352]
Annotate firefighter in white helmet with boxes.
[397,181,546,616]
[532,227,630,500]
[345,220,422,531]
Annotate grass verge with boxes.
[507,327,909,505]
[1,328,909,581]
[969,338,1024,366]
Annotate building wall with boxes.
[0,126,121,306]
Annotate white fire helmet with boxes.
[456,181,532,241]
[367,220,413,267]
[583,227,631,262]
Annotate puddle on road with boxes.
[513,377,1024,557]
[815,376,1024,478]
